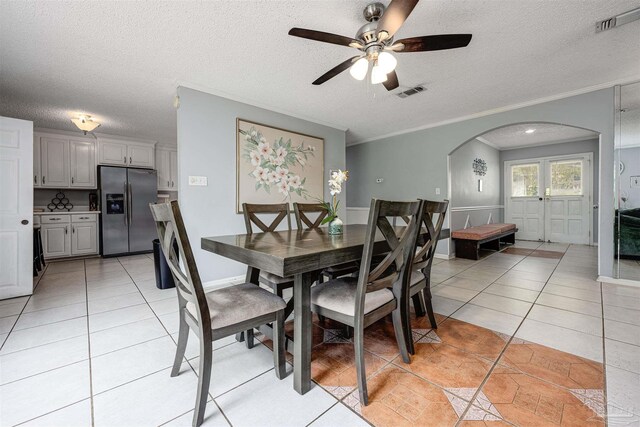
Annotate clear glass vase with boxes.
[328,217,343,235]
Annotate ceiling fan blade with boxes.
[289,28,357,47]
[376,0,419,41]
[394,34,472,52]
[312,57,360,85]
[383,70,399,91]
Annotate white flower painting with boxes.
[237,119,324,212]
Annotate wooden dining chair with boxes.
[310,198,422,405]
[403,199,449,355]
[150,201,287,427]
[293,202,360,281]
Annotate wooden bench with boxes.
[452,223,518,260]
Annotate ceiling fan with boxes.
[288,0,472,91]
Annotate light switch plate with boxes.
[188,176,208,186]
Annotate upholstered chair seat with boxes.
[311,277,394,316]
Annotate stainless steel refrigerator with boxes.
[99,166,158,256]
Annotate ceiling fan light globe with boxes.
[349,57,369,80]
[370,65,388,84]
[377,52,397,73]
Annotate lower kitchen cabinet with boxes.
[39,213,99,259]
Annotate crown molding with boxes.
[475,136,500,150]
[176,81,349,133]
[346,76,640,147]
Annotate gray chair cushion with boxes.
[409,270,426,287]
[260,271,294,285]
[311,277,394,316]
[187,283,286,330]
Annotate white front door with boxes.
[505,154,592,244]
[0,116,34,299]
[506,161,544,240]
[544,156,591,244]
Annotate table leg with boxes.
[293,271,313,394]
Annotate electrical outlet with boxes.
[376,178,384,183]
[188,176,208,186]
[435,188,440,195]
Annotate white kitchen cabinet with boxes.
[98,139,128,166]
[71,222,97,255]
[156,148,178,190]
[98,138,155,168]
[70,139,96,188]
[33,136,41,188]
[42,223,71,258]
[40,137,69,188]
[128,144,154,168]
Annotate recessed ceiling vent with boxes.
[596,7,640,33]
[396,85,427,99]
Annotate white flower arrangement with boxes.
[241,126,315,199]
[319,169,349,225]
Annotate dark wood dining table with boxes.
[201,224,450,395]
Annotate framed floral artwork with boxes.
[236,118,324,213]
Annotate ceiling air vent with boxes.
[596,7,640,33]
[396,85,427,99]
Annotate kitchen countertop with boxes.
[35,211,101,215]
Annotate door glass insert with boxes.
[550,160,582,195]
[511,164,539,197]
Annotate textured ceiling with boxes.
[1,1,639,145]
[479,123,598,149]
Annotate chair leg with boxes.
[424,290,438,329]
[392,308,411,364]
[273,310,286,379]
[235,331,245,343]
[245,328,254,349]
[171,310,189,377]
[412,292,426,317]
[193,338,212,427]
[354,323,368,406]
[402,299,415,356]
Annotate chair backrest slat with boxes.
[413,200,449,272]
[293,203,328,229]
[149,202,210,327]
[243,203,291,233]
[354,199,422,318]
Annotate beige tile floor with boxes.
[0,242,639,426]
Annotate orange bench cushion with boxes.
[451,223,516,240]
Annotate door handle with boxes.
[124,182,128,226]
[171,180,174,188]
[167,180,170,187]
[538,197,543,201]
[21,219,29,225]
[128,183,133,225]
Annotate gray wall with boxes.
[618,147,640,209]
[346,88,615,276]
[449,139,502,234]
[177,87,346,282]
[499,137,600,241]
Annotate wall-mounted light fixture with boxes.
[71,114,100,135]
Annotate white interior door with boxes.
[0,116,34,299]
[544,156,591,244]
[506,161,544,240]
[505,154,592,244]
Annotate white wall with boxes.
[177,87,346,282]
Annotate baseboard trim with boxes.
[434,253,455,260]
[598,276,640,288]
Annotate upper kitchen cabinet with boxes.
[34,131,97,189]
[98,137,155,168]
[40,136,70,187]
[70,139,96,188]
[156,147,178,190]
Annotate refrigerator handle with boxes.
[123,181,128,227]
[128,183,133,225]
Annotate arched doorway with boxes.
[447,122,600,250]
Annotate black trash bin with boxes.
[153,239,176,289]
